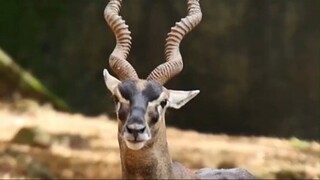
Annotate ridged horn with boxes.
[104,0,138,80]
[147,0,202,84]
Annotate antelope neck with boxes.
[118,122,173,179]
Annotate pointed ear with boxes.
[103,69,120,94]
[168,89,200,109]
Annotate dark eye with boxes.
[160,99,167,108]
[113,95,119,104]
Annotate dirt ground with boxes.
[0,99,319,179]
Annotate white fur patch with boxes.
[125,141,146,150]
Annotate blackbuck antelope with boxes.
[103,0,256,179]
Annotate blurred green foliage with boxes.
[0,0,318,139]
[0,49,69,110]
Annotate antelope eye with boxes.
[160,99,168,108]
[113,95,119,104]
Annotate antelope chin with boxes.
[125,140,146,150]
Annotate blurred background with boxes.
[0,0,319,139]
[0,0,319,179]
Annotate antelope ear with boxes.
[103,69,120,94]
[167,89,200,109]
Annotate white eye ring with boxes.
[115,102,120,112]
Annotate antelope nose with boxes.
[126,123,146,139]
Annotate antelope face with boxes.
[104,69,199,150]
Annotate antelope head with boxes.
[103,0,202,150]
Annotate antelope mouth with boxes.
[127,139,145,143]
[124,139,147,150]
[122,129,151,150]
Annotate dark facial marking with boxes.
[118,103,129,121]
[116,81,163,125]
[128,110,145,125]
[142,82,163,102]
[148,107,159,125]
[118,81,137,101]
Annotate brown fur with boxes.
[118,119,174,179]
[135,80,147,91]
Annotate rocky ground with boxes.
[0,99,319,179]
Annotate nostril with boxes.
[126,124,146,135]
[126,126,133,134]
[138,127,146,133]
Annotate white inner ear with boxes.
[103,69,120,94]
[168,89,200,109]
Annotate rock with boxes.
[275,169,308,180]
[55,134,90,150]
[27,161,53,179]
[11,127,53,148]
